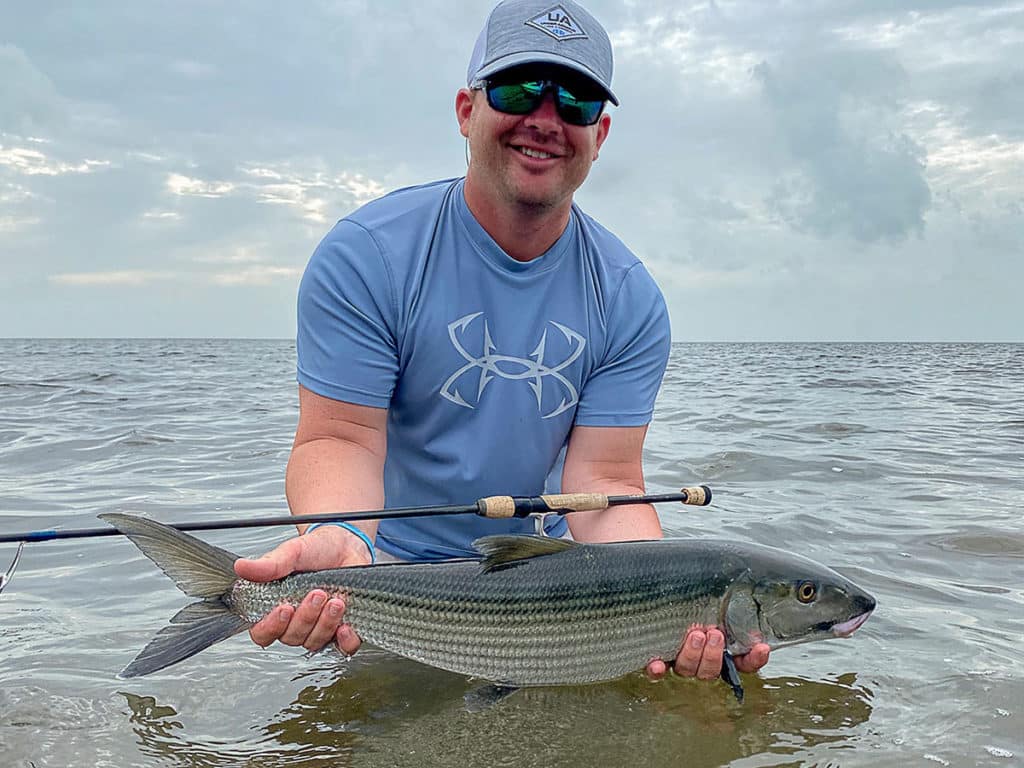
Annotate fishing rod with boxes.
[0,486,711,591]
[1,486,711,544]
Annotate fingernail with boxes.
[709,633,722,647]
[690,634,704,649]
[279,607,292,624]
[311,593,326,609]
[328,601,342,618]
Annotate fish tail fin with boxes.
[99,513,240,598]
[119,601,250,678]
[99,513,252,677]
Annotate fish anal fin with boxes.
[471,535,575,572]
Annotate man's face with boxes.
[456,65,611,212]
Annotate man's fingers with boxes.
[235,530,370,652]
[302,598,347,652]
[673,627,727,680]
[249,605,293,647]
[279,590,330,646]
[247,593,356,654]
[673,628,707,677]
[695,628,725,680]
[645,658,669,680]
[234,536,306,582]
[734,643,770,673]
[336,624,362,656]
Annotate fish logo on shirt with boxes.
[440,312,585,419]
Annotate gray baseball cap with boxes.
[466,0,619,106]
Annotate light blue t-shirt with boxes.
[297,178,670,561]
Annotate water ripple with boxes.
[1,339,1022,767]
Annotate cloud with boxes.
[168,59,216,79]
[166,172,235,198]
[909,101,1024,208]
[141,209,182,221]
[188,247,267,265]
[167,164,389,224]
[2,0,1021,340]
[0,215,41,233]
[49,270,178,286]
[47,265,301,287]
[0,180,36,204]
[0,143,111,176]
[247,167,388,223]
[611,7,762,95]
[754,49,932,243]
[0,45,67,133]
[208,265,302,286]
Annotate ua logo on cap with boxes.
[526,4,588,41]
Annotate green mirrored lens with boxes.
[485,80,604,126]
[487,83,543,115]
[555,85,603,125]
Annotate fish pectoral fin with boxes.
[463,683,521,713]
[472,535,575,572]
[119,600,250,678]
[720,652,744,703]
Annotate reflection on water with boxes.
[123,689,354,768]
[932,531,1024,558]
[119,654,874,768]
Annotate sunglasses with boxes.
[480,79,606,127]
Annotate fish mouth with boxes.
[833,611,872,637]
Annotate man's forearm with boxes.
[285,436,385,544]
[562,477,663,543]
[560,425,664,543]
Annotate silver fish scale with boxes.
[231,540,743,686]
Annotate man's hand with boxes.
[646,626,770,680]
[233,525,371,656]
[556,427,771,686]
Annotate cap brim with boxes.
[473,53,619,106]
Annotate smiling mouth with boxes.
[512,145,559,160]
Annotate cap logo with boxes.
[525,5,588,41]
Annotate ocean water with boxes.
[0,339,1021,768]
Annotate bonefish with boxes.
[102,513,875,701]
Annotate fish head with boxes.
[724,548,876,652]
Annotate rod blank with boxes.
[0,486,711,545]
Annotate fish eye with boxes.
[796,581,818,603]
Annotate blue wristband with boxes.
[305,521,376,564]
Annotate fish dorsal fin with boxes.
[472,535,576,572]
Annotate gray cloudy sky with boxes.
[1,1,1021,340]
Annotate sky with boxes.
[1,1,1021,341]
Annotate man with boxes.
[235,0,769,685]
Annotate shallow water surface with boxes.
[1,340,1021,767]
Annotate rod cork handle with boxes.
[477,496,518,518]
[539,493,610,512]
[477,493,610,518]
[681,485,712,506]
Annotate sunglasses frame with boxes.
[477,78,607,127]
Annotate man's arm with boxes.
[562,424,770,680]
[562,424,662,541]
[233,385,387,655]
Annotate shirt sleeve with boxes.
[574,262,671,427]
[296,219,399,407]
